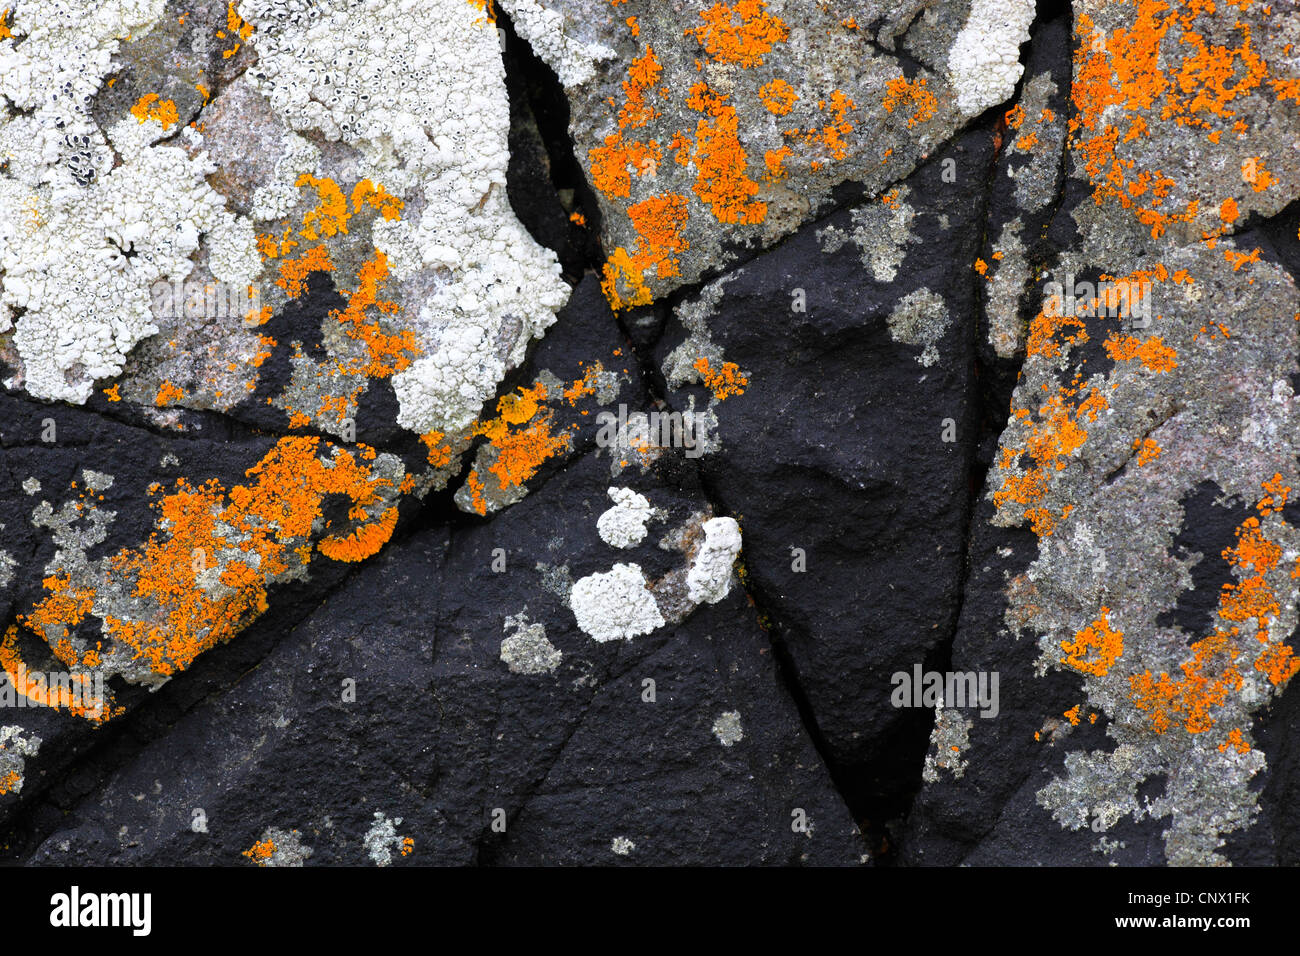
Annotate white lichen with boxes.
[596,486,653,549]
[363,811,411,867]
[242,0,571,437]
[0,0,260,402]
[498,0,617,87]
[686,517,742,605]
[610,836,635,856]
[246,827,312,867]
[570,563,664,642]
[0,725,41,795]
[946,0,1036,118]
[887,288,951,367]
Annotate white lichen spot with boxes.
[711,710,744,747]
[500,611,562,675]
[985,220,1028,359]
[570,563,664,642]
[21,477,39,495]
[363,811,412,867]
[610,836,635,856]
[596,486,653,549]
[686,517,742,605]
[822,188,918,283]
[946,0,1036,118]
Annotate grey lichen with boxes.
[500,611,562,675]
[887,287,951,366]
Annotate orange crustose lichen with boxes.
[0,438,404,721]
[1061,608,1124,676]
[882,75,937,129]
[693,357,748,399]
[759,78,798,115]
[686,0,788,68]
[129,93,179,130]
[685,83,766,225]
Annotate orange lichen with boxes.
[103,384,121,402]
[686,0,788,68]
[296,175,352,240]
[803,89,856,160]
[1134,436,1161,466]
[1257,472,1290,515]
[276,245,334,298]
[1103,333,1178,372]
[1130,630,1242,734]
[1069,3,1275,237]
[1218,727,1250,753]
[619,46,663,130]
[759,78,798,115]
[319,506,399,563]
[1222,245,1261,271]
[330,250,420,378]
[764,146,791,180]
[994,384,1107,536]
[882,75,936,129]
[693,357,748,399]
[251,335,276,368]
[154,380,185,406]
[1061,608,1125,676]
[601,193,690,310]
[0,626,112,722]
[601,246,653,311]
[350,179,404,220]
[219,1,253,58]
[11,436,402,691]
[242,839,275,864]
[563,362,602,405]
[685,83,766,225]
[129,93,179,130]
[1064,705,1082,725]
[469,382,573,503]
[589,135,662,199]
[420,431,455,468]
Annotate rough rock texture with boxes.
[1,0,1299,868]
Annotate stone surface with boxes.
[1,0,1299,870]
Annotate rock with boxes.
[652,126,994,811]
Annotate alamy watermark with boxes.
[0,661,104,719]
[891,664,999,718]
[151,279,263,322]
[1042,273,1153,329]
[594,403,709,459]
